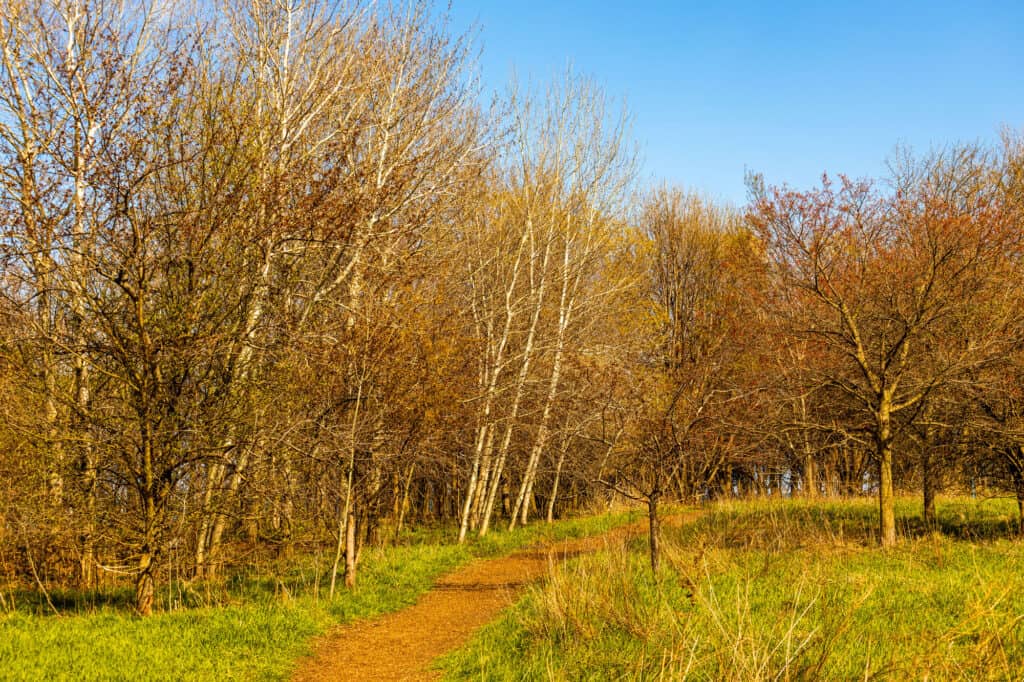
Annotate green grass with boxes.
[0,510,639,681]
[441,496,1024,681]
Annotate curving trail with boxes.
[290,512,697,682]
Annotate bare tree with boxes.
[749,147,1021,547]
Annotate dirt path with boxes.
[290,513,696,682]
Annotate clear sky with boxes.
[447,1,1024,206]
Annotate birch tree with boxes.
[191,0,483,576]
[454,74,634,540]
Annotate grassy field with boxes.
[0,511,639,681]
[441,496,1024,681]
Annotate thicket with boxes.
[2,0,1024,615]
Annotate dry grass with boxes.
[441,496,1024,680]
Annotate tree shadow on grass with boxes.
[4,585,136,615]
[900,515,1022,542]
[665,498,1024,552]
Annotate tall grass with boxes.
[0,510,639,681]
[441,497,1024,680]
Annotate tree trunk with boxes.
[922,450,936,527]
[204,449,251,578]
[480,227,551,537]
[135,551,155,617]
[78,455,97,589]
[393,464,415,543]
[822,455,836,497]
[803,453,817,498]
[43,344,64,507]
[329,502,347,598]
[719,464,732,499]
[137,425,160,615]
[878,408,897,547]
[546,443,568,523]
[458,440,483,543]
[1012,454,1024,535]
[1016,477,1024,536]
[344,512,357,588]
[136,478,159,616]
[647,491,661,573]
[520,475,536,526]
[193,461,224,579]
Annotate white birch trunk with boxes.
[479,220,552,536]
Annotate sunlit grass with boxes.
[0,510,640,681]
[441,496,1024,680]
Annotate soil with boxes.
[290,513,695,682]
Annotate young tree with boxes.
[601,190,755,571]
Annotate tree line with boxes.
[1,0,1022,615]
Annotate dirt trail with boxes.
[290,514,695,682]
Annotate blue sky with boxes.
[447,1,1024,205]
